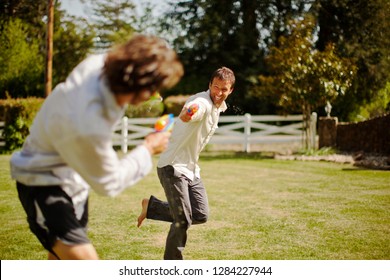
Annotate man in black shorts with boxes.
[10,35,183,259]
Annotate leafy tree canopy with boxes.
[254,16,356,116]
[0,0,94,97]
[161,0,389,120]
[0,18,44,98]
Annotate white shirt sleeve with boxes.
[53,133,152,197]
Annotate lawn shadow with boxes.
[343,165,390,171]
[200,150,275,161]
[342,167,372,171]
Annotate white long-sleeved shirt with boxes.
[157,90,227,180]
[10,53,152,204]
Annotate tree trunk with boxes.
[45,0,54,96]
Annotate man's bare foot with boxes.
[137,198,149,228]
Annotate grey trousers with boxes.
[147,165,209,260]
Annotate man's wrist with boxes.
[142,141,154,155]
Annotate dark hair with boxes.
[103,34,184,95]
[209,67,235,88]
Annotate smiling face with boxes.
[209,77,234,108]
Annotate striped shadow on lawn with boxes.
[0,153,389,260]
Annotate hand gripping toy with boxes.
[186,103,199,116]
[154,114,174,132]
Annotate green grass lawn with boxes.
[1,153,389,260]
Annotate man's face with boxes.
[209,78,234,108]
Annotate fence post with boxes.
[244,113,251,153]
[310,112,317,150]
[318,116,338,148]
[121,116,128,154]
[0,121,4,147]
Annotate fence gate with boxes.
[113,113,317,153]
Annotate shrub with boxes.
[0,19,44,98]
[352,81,390,121]
[0,94,191,153]
[125,94,191,117]
[125,98,164,118]
[163,94,190,116]
[0,98,44,153]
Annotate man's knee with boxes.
[193,212,208,224]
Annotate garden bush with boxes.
[125,94,191,117]
[0,94,191,153]
[163,94,190,116]
[0,98,44,153]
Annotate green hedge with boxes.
[125,94,190,117]
[163,94,190,116]
[125,97,165,118]
[0,98,44,153]
[0,94,191,153]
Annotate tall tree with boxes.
[0,18,44,98]
[0,0,47,39]
[162,0,314,114]
[52,8,95,86]
[163,0,259,113]
[315,0,390,120]
[88,0,137,50]
[253,17,355,147]
[0,1,95,97]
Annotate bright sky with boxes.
[60,0,86,17]
[60,0,168,18]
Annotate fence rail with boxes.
[113,113,317,153]
[0,114,317,152]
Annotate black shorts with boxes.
[16,182,90,255]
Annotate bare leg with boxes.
[137,198,149,228]
[52,239,99,260]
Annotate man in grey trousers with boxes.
[137,67,235,259]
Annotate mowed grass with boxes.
[0,152,389,260]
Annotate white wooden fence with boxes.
[0,114,317,151]
[113,113,317,153]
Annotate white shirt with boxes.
[157,90,227,180]
[10,54,153,205]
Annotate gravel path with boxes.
[275,153,390,170]
[207,143,390,170]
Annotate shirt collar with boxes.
[99,77,126,123]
